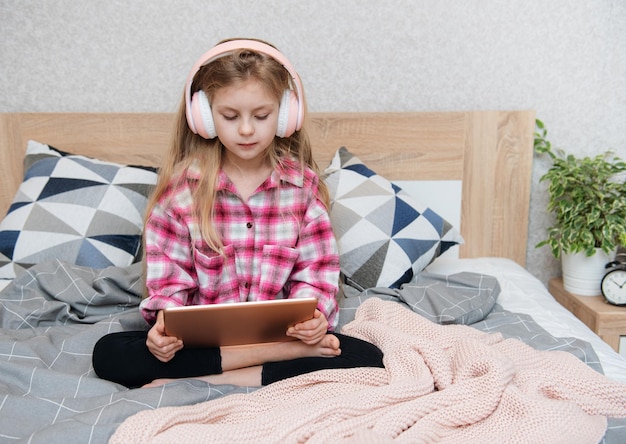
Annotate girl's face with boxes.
[211,78,280,168]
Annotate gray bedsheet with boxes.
[0,260,624,443]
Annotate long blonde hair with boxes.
[145,40,329,254]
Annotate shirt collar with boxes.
[187,157,305,191]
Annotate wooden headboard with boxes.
[0,111,535,266]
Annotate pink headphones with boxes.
[185,39,305,139]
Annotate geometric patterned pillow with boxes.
[322,147,464,291]
[0,140,158,279]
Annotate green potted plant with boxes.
[534,119,626,295]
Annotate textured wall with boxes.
[2,0,625,287]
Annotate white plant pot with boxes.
[561,249,614,296]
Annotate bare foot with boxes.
[142,367,264,388]
[142,378,177,388]
[312,333,341,357]
[202,366,262,386]
[266,333,341,360]
[221,333,341,369]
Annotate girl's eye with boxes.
[256,115,269,121]
[223,115,237,121]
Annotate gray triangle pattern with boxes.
[22,203,82,236]
[340,240,388,276]
[0,140,158,279]
[330,203,363,235]
[347,241,390,290]
[324,147,464,290]
[85,211,144,237]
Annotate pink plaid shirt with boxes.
[139,157,340,330]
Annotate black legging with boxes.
[92,331,384,389]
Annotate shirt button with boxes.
[246,222,253,229]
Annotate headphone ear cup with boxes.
[190,90,217,139]
[276,89,299,138]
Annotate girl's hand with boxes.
[286,309,328,345]
[146,310,184,362]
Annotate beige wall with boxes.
[2,0,625,286]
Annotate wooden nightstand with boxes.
[548,277,626,352]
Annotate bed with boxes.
[0,111,624,443]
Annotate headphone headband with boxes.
[184,39,304,136]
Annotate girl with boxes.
[92,39,384,389]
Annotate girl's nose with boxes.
[239,119,254,136]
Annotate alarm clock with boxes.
[601,255,626,306]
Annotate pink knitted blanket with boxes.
[110,298,626,443]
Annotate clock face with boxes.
[601,269,626,305]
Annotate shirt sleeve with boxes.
[288,196,340,331]
[139,198,197,325]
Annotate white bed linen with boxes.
[426,257,626,384]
